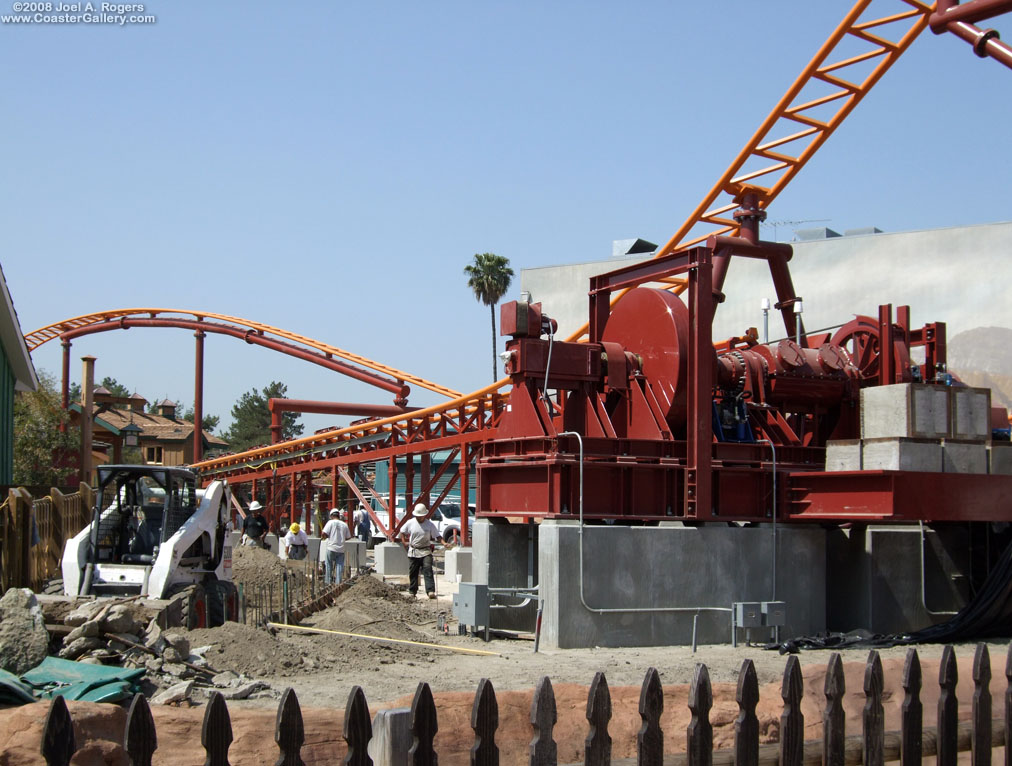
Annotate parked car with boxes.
[430,502,475,544]
[367,496,473,545]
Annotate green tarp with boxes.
[20,657,144,703]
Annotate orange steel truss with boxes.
[566,0,935,342]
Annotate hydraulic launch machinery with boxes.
[478,194,1012,526]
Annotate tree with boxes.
[464,252,514,383]
[13,370,80,487]
[222,381,303,452]
[68,377,130,407]
[180,405,220,434]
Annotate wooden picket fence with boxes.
[34,642,1011,765]
[0,485,91,592]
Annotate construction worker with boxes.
[321,508,351,584]
[283,522,309,560]
[354,505,372,544]
[242,501,268,548]
[400,502,439,599]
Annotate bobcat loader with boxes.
[60,464,238,629]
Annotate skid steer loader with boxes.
[60,464,238,629]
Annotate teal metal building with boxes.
[0,264,39,484]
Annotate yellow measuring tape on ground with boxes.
[266,622,501,656]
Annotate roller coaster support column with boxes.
[459,457,470,546]
[193,329,205,464]
[61,340,71,412]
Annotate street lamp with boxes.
[121,421,142,448]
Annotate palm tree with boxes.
[464,252,515,383]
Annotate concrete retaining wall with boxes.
[536,520,826,649]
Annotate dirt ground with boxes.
[2,549,1009,765]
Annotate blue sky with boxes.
[4,1,1009,434]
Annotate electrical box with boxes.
[453,583,489,626]
[734,602,762,628]
[761,601,787,627]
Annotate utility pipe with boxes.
[557,430,732,626]
[193,329,205,463]
[268,398,413,444]
[919,522,959,616]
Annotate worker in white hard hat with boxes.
[242,500,268,548]
[321,508,352,584]
[283,522,310,560]
[399,502,439,599]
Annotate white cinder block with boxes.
[825,440,862,471]
[950,387,991,440]
[861,384,950,440]
[862,438,943,472]
[943,440,989,474]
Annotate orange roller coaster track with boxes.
[26,308,462,401]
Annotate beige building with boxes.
[70,389,227,468]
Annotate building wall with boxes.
[0,352,13,485]
[522,221,1012,350]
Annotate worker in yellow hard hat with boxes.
[283,521,309,560]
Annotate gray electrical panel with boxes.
[761,601,787,626]
[734,602,763,628]
[453,583,490,627]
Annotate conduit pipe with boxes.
[559,431,733,629]
[919,522,959,617]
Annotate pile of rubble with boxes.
[47,599,279,705]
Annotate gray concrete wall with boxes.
[471,518,538,632]
[826,525,969,635]
[536,520,825,649]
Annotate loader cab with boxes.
[90,465,198,568]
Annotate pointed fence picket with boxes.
[38,644,1012,766]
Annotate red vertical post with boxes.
[388,456,398,536]
[878,304,895,386]
[404,449,414,509]
[60,340,71,411]
[289,472,297,527]
[193,329,205,464]
[685,248,714,519]
[459,449,471,546]
[421,452,431,507]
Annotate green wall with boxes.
[0,351,14,485]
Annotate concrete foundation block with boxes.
[943,440,988,474]
[861,383,949,439]
[445,548,472,582]
[989,442,1012,475]
[344,539,365,570]
[826,526,968,635]
[470,519,538,632]
[374,542,409,576]
[862,437,943,472]
[536,520,825,649]
[950,387,991,440]
[825,440,861,471]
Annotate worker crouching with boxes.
[400,503,438,599]
[284,522,309,560]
